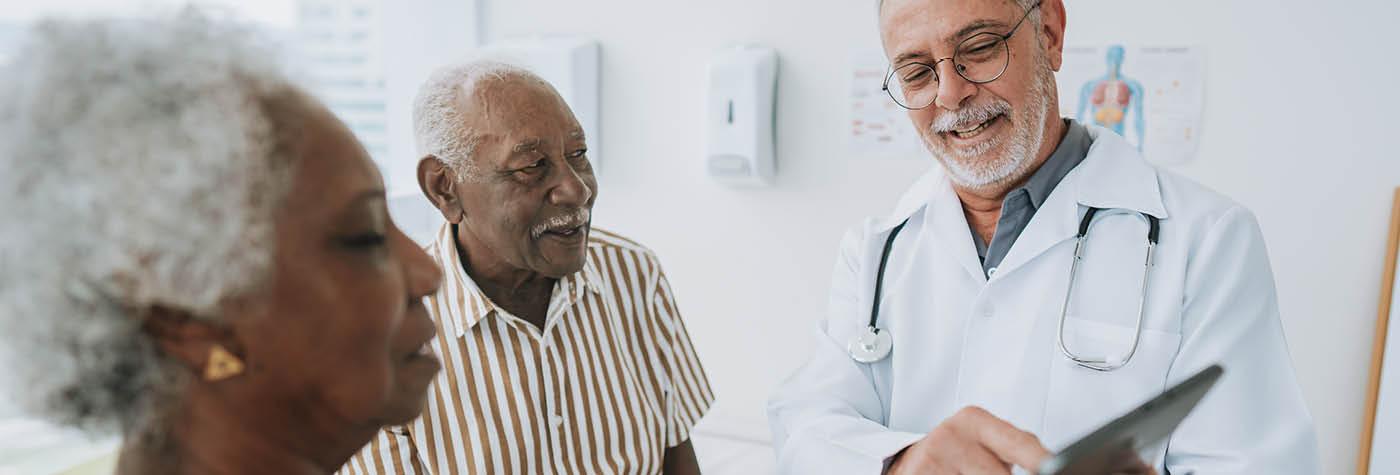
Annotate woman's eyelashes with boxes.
[338,232,388,250]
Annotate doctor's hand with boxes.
[887,406,1050,475]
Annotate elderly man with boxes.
[341,62,712,475]
[769,1,1318,474]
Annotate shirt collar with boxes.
[1016,119,1092,210]
[429,223,603,336]
[579,255,606,295]
[430,224,492,334]
[1073,125,1169,219]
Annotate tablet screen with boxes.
[1037,364,1224,475]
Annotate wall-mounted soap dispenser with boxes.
[706,45,778,187]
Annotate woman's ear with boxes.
[141,307,243,378]
[418,156,466,224]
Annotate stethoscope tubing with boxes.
[856,206,1160,371]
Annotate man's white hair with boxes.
[0,13,303,433]
[412,59,540,180]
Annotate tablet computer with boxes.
[1037,364,1224,475]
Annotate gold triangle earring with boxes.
[203,345,245,382]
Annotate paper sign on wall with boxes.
[848,49,926,159]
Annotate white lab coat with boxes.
[767,127,1318,474]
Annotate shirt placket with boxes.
[539,277,582,474]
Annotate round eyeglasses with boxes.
[882,0,1041,110]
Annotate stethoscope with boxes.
[847,207,1161,372]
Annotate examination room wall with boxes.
[483,0,1400,472]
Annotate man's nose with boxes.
[934,62,977,111]
[549,162,594,208]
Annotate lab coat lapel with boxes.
[873,168,985,304]
[925,172,988,282]
[991,126,1168,279]
[896,170,985,284]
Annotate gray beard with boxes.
[929,61,1057,192]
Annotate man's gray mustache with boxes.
[531,209,591,238]
[931,100,1012,133]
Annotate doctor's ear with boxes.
[1039,0,1068,71]
[418,156,465,224]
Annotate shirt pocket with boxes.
[1042,316,1182,451]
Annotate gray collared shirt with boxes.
[973,119,1092,277]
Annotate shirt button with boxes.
[550,414,564,427]
[982,303,996,318]
[987,267,998,278]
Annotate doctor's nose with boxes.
[934,62,977,111]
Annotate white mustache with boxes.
[531,209,590,238]
[931,99,1012,133]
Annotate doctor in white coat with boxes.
[768,0,1319,473]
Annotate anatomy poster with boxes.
[1057,45,1206,166]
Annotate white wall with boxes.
[485,0,1400,472]
[1072,2,1400,473]
[380,0,482,194]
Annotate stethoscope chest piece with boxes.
[847,326,893,363]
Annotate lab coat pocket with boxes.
[1042,316,1181,449]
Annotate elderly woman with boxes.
[0,14,443,475]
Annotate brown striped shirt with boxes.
[340,224,713,475]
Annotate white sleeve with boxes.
[767,225,924,475]
[1163,206,1319,474]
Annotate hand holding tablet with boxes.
[889,365,1222,475]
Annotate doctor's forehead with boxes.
[880,0,1020,62]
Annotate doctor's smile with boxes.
[931,100,1012,150]
[944,112,1001,140]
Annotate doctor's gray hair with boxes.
[877,0,1040,17]
[412,59,542,181]
[0,13,308,433]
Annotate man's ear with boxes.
[1041,0,1068,71]
[141,307,241,376]
[418,156,466,224]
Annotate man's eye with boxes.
[966,42,996,53]
[513,159,547,178]
[959,40,1000,61]
[567,149,587,159]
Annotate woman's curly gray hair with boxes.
[0,13,305,434]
